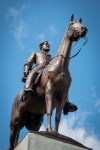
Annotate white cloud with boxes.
[20,4,30,11]
[18,41,25,50]
[95,99,100,112]
[35,33,46,42]
[34,26,58,42]
[14,21,28,40]
[39,112,100,150]
[49,25,58,36]
[58,113,100,150]
[39,124,46,131]
[5,4,30,20]
[5,4,30,50]
[89,86,97,98]
[89,86,100,113]
[13,20,28,50]
[6,8,19,19]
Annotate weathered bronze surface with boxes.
[9,15,88,150]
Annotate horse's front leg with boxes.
[45,80,53,132]
[54,93,67,132]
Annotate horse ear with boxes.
[70,14,74,22]
[79,18,82,23]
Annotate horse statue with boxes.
[9,15,88,150]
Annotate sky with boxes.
[0,0,100,150]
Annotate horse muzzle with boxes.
[80,26,88,37]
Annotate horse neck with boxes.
[56,30,73,70]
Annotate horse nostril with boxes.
[84,27,88,32]
[81,26,84,30]
[81,26,88,32]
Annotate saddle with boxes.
[34,70,45,96]
[34,70,43,85]
[22,69,44,96]
[22,70,43,84]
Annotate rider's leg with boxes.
[24,70,37,93]
[21,71,37,101]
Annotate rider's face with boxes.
[42,42,50,52]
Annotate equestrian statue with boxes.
[9,14,88,150]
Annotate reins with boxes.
[55,36,88,60]
[69,36,88,59]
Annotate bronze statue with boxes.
[9,15,88,150]
[21,40,77,113]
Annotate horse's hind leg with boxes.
[9,111,22,150]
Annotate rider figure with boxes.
[22,41,52,93]
[22,41,78,115]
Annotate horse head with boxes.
[67,14,88,41]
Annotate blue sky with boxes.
[0,0,100,150]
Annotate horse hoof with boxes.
[53,130,58,134]
[46,127,52,132]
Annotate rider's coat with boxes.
[24,51,52,72]
[24,51,52,89]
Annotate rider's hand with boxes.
[24,65,30,76]
[24,70,28,76]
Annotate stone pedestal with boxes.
[14,131,92,150]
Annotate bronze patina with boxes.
[9,15,88,150]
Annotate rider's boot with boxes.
[21,72,37,101]
[20,88,34,102]
[63,101,78,115]
[23,90,34,101]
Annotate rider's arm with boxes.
[24,52,36,76]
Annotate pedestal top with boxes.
[30,131,92,150]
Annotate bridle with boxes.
[68,24,88,59]
[54,24,88,60]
